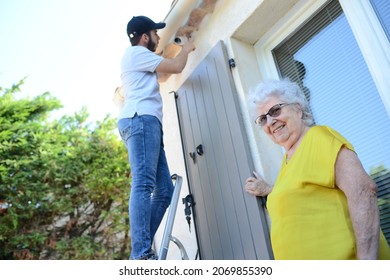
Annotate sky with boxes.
[0,0,174,122]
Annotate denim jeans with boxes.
[118,114,174,260]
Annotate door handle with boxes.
[189,144,203,164]
[196,144,204,156]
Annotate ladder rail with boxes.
[170,236,189,260]
[158,174,188,260]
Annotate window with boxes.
[370,0,390,41]
[272,0,390,244]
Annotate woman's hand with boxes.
[244,171,272,197]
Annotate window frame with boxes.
[254,0,390,117]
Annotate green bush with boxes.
[0,80,131,259]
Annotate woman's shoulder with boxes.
[308,125,354,150]
[310,125,344,138]
[309,125,337,135]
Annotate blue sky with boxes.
[0,0,173,122]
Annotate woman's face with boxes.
[256,96,304,150]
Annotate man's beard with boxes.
[147,40,157,52]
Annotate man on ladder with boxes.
[117,15,195,260]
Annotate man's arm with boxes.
[156,40,195,74]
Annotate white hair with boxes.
[248,79,314,126]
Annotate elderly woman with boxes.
[244,79,389,260]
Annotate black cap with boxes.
[127,16,166,38]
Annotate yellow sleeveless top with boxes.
[267,126,390,259]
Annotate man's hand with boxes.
[182,40,196,53]
[157,40,195,74]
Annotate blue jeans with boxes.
[118,114,174,260]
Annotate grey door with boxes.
[175,41,272,259]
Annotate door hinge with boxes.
[228,58,236,69]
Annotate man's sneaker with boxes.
[139,252,158,260]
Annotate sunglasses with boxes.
[255,103,293,126]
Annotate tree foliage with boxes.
[0,80,131,259]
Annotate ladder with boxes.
[158,174,189,260]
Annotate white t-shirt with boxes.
[119,46,164,122]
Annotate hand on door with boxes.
[244,171,273,197]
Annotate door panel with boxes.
[176,41,272,259]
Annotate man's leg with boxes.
[150,141,174,239]
[118,114,161,259]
